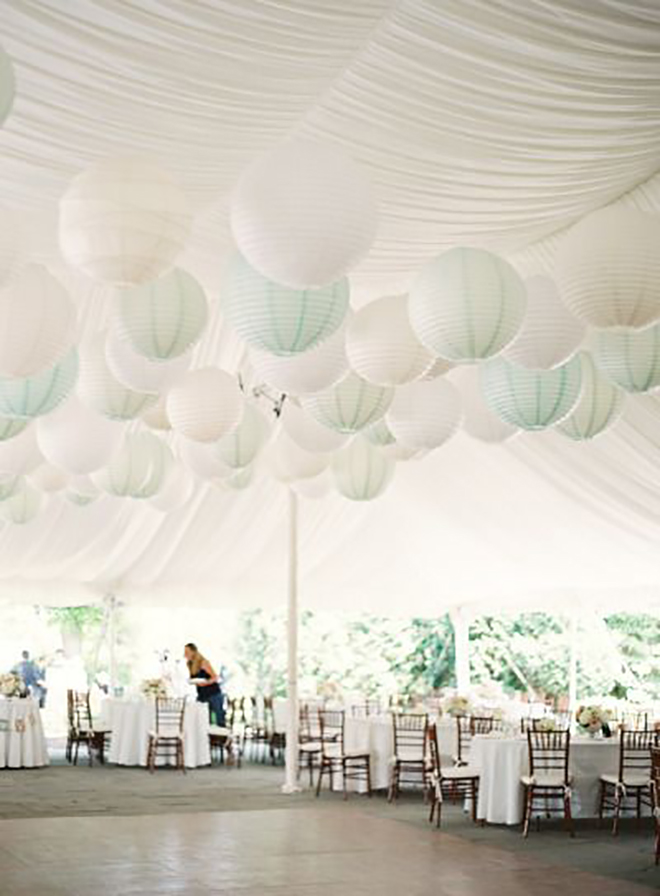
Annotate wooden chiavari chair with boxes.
[455,715,500,766]
[521,729,574,838]
[387,712,429,802]
[426,723,480,827]
[66,689,111,766]
[350,699,381,717]
[651,745,660,865]
[297,703,322,785]
[315,709,371,799]
[146,697,186,773]
[598,728,656,834]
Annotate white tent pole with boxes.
[108,594,118,696]
[282,488,301,794]
[450,606,471,693]
[568,609,578,718]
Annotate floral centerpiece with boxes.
[576,704,612,737]
[0,672,26,698]
[535,717,558,733]
[140,678,168,700]
[443,694,471,717]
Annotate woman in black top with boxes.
[184,642,226,727]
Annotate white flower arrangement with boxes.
[576,704,612,736]
[443,694,471,717]
[0,672,25,698]
[535,717,557,733]
[140,678,168,700]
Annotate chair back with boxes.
[318,709,344,756]
[426,722,441,785]
[228,696,246,726]
[155,697,186,735]
[69,690,93,732]
[651,745,660,810]
[456,714,498,763]
[618,728,656,782]
[350,698,381,717]
[392,712,428,761]
[527,729,570,784]
[621,709,650,730]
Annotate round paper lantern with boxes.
[66,475,100,507]
[78,335,157,420]
[363,418,396,447]
[167,368,243,443]
[0,426,42,475]
[216,403,270,469]
[0,265,76,378]
[231,140,377,289]
[0,474,21,502]
[381,441,426,462]
[593,325,660,393]
[116,268,207,360]
[0,349,78,419]
[386,378,462,451]
[93,432,173,499]
[29,463,69,493]
[0,45,15,127]
[292,468,333,500]
[346,295,434,386]
[142,395,171,431]
[37,396,125,475]
[450,366,518,444]
[178,438,232,481]
[557,207,660,329]
[556,353,624,441]
[105,326,190,393]
[280,401,348,453]
[504,275,585,369]
[150,465,195,512]
[409,247,526,361]
[481,355,582,430]
[0,481,43,525]
[333,438,395,501]
[0,206,24,290]
[222,253,348,356]
[301,371,393,434]
[59,156,191,286]
[422,357,454,380]
[268,432,329,483]
[249,318,349,395]
[0,416,28,442]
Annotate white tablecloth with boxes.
[103,698,211,768]
[0,697,49,768]
[471,734,621,825]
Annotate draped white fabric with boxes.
[0,1,660,612]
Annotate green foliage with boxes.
[46,606,104,633]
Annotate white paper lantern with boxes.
[150,465,195,512]
[36,396,125,475]
[0,265,76,378]
[481,355,582,430]
[557,207,660,329]
[421,358,454,380]
[222,253,349,356]
[593,325,660,393]
[0,45,15,127]
[0,206,24,290]
[215,403,271,469]
[301,371,393,434]
[231,140,377,289]
[0,426,43,475]
[268,432,329,483]
[504,276,585,370]
[0,416,28,442]
[292,468,333,500]
[78,335,157,420]
[116,268,207,360]
[0,481,43,524]
[93,432,173,499]
[409,247,526,361]
[386,378,462,451]
[28,463,70,493]
[105,327,190,393]
[249,318,349,395]
[381,441,426,462]
[449,366,518,444]
[333,438,395,502]
[556,353,624,441]
[280,401,348,453]
[59,156,191,286]
[142,395,171,431]
[346,295,434,386]
[178,438,232,481]
[0,349,78,419]
[363,418,396,447]
[167,368,243,443]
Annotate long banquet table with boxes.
[0,697,49,768]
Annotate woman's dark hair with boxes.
[185,642,197,651]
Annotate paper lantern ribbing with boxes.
[0,45,15,127]
[0,481,42,524]
[0,265,76,378]
[556,353,624,441]
[346,295,434,386]
[28,463,69,493]
[105,327,190,394]
[268,433,329,483]
[481,355,582,430]
[301,371,393,434]
[504,276,585,370]
[150,465,195,512]
[216,403,270,469]
[593,325,660,393]
[59,156,191,286]
[280,401,348,453]
[0,416,28,442]
[93,432,173,499]
[249,317,349,395]
[36,397,125,475]
[167,368,243,443]
[333,438,395,502]
[363,418,396,447]
[117,268,207,360]
[409,247,526,361]
[557,207,660,329]
[231,140,377,289]
[386,378,462,451]
[0,349,78,419]
[78,335,157,420]
[449,366,518,444]
[421,357,454,381]
[222,253,349,356]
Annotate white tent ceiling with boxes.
[1,0,660,612]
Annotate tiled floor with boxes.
[0,806,657,896]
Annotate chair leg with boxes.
[342,759,348,801]
[429,795,436,824]
[522,786,533,838]
[387,762,397,803]
[612,787,622,837]
[564,791,575,838]
[366,758,372,798]
[315,760,324,797]
[471,779,477,823]
[73,738,79,766]
[598,780,605,828]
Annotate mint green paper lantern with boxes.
[117,268,208,360]
[0,416,28,441]
[332,438,395,501]
[301,371,394,434]
[593,325,660,393]
[556,353,624,441]
[0,349,78,419]
[0,45,15,127]
[0,473,21,501]
[481,354,582,430]
[222,252,349,356]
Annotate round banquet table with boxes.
[0,697,49,768]
[471,734,621,825]
[103,698,211,768]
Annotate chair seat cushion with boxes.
[441,764,480,781]
[300,742,322,753]
[148,730,183,741]
[521,773,571,788]
[209,726,231,738]
[600,772,650,788]
[343,750,370,760]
